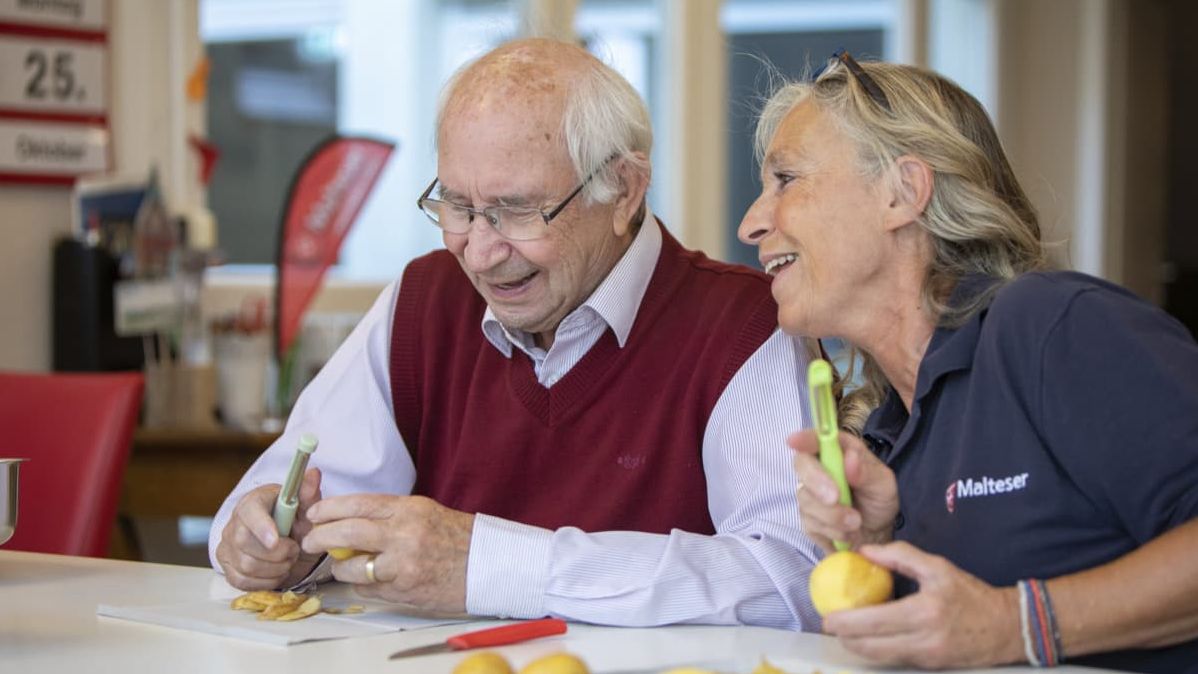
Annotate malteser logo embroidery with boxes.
[945,472,1029,513]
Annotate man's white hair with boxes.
[436,39,652,206]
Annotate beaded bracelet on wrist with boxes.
[1018,578,1064,667]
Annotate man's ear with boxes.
[612,154,650,237]
[882,155,934,232]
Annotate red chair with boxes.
[0,371,143,557]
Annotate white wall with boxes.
[0,188,72,370]
[993,0,1085,271]
[658,0,727,257]
[992,0,1165,301]
[0,0,204,372]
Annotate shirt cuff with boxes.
[465,514,553,619]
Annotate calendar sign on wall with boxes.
[0,0,109,184]
[0,35,107,117]
[0,118,107,174]
[0,0,107,31]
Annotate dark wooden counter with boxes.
[112,427,278,559]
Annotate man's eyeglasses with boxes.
[416,165,601,242]
[819,49,892,113]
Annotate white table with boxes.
[0,551,1116,673]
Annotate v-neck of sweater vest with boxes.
[504,234,677,426]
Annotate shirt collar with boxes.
[480,209,662,356]
[913,273,1000,399]
[863,273,1001,453]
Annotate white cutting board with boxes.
[97,577,464,646]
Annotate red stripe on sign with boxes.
[0,109,107,125]
[0,22,107,42]
[0,172,76,186]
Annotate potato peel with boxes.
[275,596,323,621]
[321,605,365,615]
[229,591,344,621]
[257,592,305,620]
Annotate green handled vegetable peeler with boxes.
[273,432,318,538]
[807,358,852,551]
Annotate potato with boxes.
[518,653,589,674]
[453,651,514,674]
[328,547,365,560]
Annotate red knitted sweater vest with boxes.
[389,227,778,534]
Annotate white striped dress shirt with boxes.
[209,215,825,630]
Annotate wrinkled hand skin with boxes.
[824,542,1025,669]
[215,467,324,590]
[790,429,899,553]
[302,494,473,617]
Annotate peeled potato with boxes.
[750,658,790,674]
[453,651,515,674]
[518,653,590,674]
[328,547,365,560]
[662,658,793,674]
[809,550,893,616]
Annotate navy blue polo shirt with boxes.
[863,271,1198,673]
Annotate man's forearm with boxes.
[466,514,820,629]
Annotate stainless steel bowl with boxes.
[1,458,26,546]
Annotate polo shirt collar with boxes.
[481,209,662,356]
[863,273,1000,457]
[912,273,999,401]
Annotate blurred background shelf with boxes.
[111,427,278,565]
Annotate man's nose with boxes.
[458,215,511,272]
[737,195,773,245]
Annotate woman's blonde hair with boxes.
[755,58,1048,434]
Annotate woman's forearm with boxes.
[1049,518,1198,658]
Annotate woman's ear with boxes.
[612,154,650,237]
[883,155,934,232]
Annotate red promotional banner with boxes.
[275,135,394,359]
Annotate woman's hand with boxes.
[790,430,898,552]
[823,541,1025,669]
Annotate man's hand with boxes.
[215,467,324,590]
[822,542,1025,669]
[302,495,474,616]
[790,429,899,552]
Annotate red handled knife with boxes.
[387,618,568,660]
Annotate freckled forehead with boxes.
[441,41,591,145]
[437,97,568,202]
[436,40,596,195]
[440,80,574,165]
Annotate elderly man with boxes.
[210,38,819,629]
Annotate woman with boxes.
[738,53,1198,672]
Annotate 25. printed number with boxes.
[24,49,79,101]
